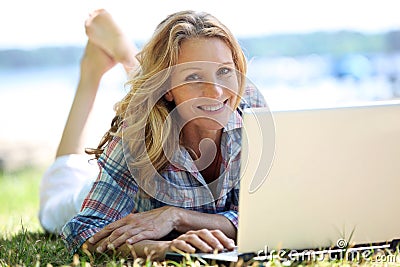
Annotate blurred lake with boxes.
[1,52,399,170]
[247,54,400,110]
[0,65,127,170]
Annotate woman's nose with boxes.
[202,82,223,99]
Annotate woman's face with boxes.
[166,37,239,131]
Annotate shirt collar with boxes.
[223,109,243,132]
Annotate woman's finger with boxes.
[97,226,134,253]
[88,228,111,245]
[210,229,236,250]
[88,219,124,244]
[170,239,196,254]
[190,229,224,252]
[89,213,139,245]
[109,226,144,248]
[96,236,112,253]
[180,232,214,253]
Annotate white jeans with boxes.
[39,154,98,234]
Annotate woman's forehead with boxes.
[177,37,233,65]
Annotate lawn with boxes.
[0,167,43,235]
[1,167,399,266]
[0,167,71,266]
[0,167,141,266]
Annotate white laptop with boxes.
[168,100,400,262]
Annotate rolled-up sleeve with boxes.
[61,137,137,254]
[218,210,238,229]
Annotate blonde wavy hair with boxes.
[87,10,247,180]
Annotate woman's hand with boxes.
[169,229,236,254]
[88,206,178,253]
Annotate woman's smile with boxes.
[196,99,228,113]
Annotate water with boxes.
[0,65,127,168]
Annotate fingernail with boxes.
[88,237,94,244]
[126,238,132,245]
[96,246,104,253]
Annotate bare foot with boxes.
[85,9,139,73]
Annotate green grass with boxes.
[0,167,68,266]
[0,168,43,234]
[1,167,400,266]
[0,167,79,266]
[0,167,203,266]
[0,168,121,266]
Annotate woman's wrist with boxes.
[170,207,186,233]
[169,208,237,239]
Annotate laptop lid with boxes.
[237,101,400,254]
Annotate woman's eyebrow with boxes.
[219,61,235,66]
[178,61,235,73]
[179,67,202,73]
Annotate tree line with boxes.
[1,30,399,70]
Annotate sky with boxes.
[0,0,399,49]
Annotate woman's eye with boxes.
[217,67,233,76]
[185,73,201,81]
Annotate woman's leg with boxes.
[40,41,116,233]
[55,41,116,157]
[40,9,140,233]
[56,9,139,157]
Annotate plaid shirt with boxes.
[62,85,266,253]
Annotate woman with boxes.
[61,9,266,259]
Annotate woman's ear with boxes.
[164,91,174,102]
